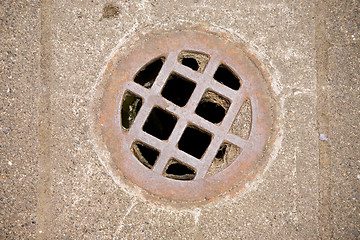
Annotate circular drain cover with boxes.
[101,31,272,202]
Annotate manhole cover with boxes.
[100,31,272,202]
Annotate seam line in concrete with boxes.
[36,1,54,239]
[315,1,333,239]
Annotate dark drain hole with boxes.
[161,73,196,107]
[213,64,241,90]
[131,141,159,169]
[178,125,212,159]
[121,91,143,129]
[181,58,199,71]
[178,51,210,73]
[196,102,225,123]
[164,159,196,180]
[134,57,165,88]
[142,107,178,140]
[195,90,231,124]
[215,144,227,159]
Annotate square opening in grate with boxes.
[163,159,196,180]
[121,91,143,130]
[161,73,196,107]
[134,56,165,88]
[213,64,241,90]
[177,125,212,159]
[195,90,231,124]
[142,107,177,140]
[131,141,160,169]
[178,51,210,73]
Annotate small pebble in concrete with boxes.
[319,133,328,141]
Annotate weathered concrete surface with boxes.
[0,1,40,239]
[1,0,359,239]
[328,45,359,240]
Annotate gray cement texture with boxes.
[0,0,359,239]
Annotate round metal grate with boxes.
[101,31,272,202]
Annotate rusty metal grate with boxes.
[101,31,272,202]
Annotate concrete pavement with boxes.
[1,0,359,239]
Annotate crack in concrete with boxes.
[115,198,138,235]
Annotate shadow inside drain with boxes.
[142,107,178,140]
[177,125,212,159]
[164,159,196,180]
[121,91,142,130]
[213,64,241,90]
[131,141,159,169]
[178,51,210,73]
[195,90,231,124]
[134,57,165,88]
[161,73,196,107]
[182,58,199,71]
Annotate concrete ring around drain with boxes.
[100,30,272,202]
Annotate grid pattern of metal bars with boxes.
[126,51,249,180]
